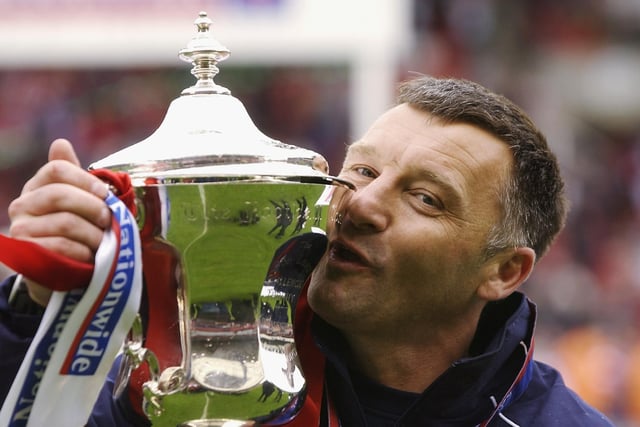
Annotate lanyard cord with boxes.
[478,338,535,427]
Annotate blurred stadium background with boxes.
[1,0,639,424]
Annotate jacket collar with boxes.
[312,292,537,426]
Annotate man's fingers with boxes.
[7,139,112,305]
[9,183,112,230]
[19,236,97,265]
[21,142,107,201]
[21,159,108,199]
[9,212,106,257]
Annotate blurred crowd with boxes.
[1,0,640,424]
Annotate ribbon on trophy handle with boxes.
[0,170,142,427]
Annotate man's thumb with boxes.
[48,138,81,167]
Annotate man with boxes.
[0,76,614,426]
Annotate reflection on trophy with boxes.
[90,12,349,427]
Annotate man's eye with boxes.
[418,193,442,209]
[355,167,376,178]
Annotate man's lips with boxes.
[327,240,372,268]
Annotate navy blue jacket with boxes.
[311,292,614,426]
[0,276,614,426]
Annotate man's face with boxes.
[307,103,513,336]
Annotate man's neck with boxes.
[341,310,482,393]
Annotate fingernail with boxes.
[90,181,109,199]
[99,207,112,228]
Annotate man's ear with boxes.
[477,247,536,301]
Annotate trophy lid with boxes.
[90,12,341,187]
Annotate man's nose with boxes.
[338,179,391,232]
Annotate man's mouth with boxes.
[329,241,369,267]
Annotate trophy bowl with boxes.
[90,12,349,426]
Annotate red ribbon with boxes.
[285,278,325,426]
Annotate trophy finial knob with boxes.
[194,11,212,32]
[179,11,231,95]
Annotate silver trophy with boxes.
[90,12,349,427]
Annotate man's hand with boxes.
[7,139,112,306]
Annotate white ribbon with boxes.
[0,191,142,427]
